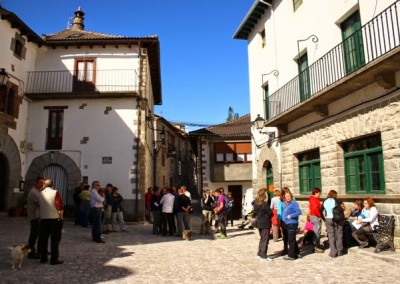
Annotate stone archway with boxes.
[0,133,21,212]
[24,152,81,205]
[254,146,280,190]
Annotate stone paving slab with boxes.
[0,216,399,284]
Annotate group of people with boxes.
[145,185,193,238]
[199,187,234,239]
[251,186,379,261]
[27,177,64,265]
[73,181,128,243]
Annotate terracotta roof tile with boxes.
[190,114,251,138]
[44,29,158,41]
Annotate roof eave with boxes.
[233,0,270,40]
[0,5,44,45]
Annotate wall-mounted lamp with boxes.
[0,68,10,86]
[158,130,166,146]
[252,114,275,141]
[297,35,319,58]
[261,70,279,84]
[167,149,177,158]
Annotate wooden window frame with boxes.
[73,58,96,92]
[214,142,252,164]
[341,11,365,74]
[298,149,321,194]
[298,52,311,101]
[45,107,67,150]
[344,135,385,194]
[10,32,27,60]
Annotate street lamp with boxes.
[252,114,276,148]
[0,68,10,86]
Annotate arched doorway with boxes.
[264,160,274,205]
[41,165,69,204]
[0,153,9,211]
[24,152,81,206]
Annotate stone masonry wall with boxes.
[256,92,400,247]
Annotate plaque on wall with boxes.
[102,157,112,164]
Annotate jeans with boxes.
[218,212,227,236]
[200,210,212,234]
[310,215,321,247]
[103,205,112,231]
[284,222,299,258]
[112,209,126,231]
[91,207,103,242]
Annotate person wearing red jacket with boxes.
[309,188,324,253]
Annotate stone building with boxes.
[152,115,195,193]
[190,114,252,218]
[234,0,400,246]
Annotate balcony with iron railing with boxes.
[25,69,139,99]
[266,1,400,131]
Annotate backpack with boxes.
[332,199,345,223]
[223,195,233,212]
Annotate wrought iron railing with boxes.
[26,69,139,94]
[268,1,400,120]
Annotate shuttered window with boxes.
[344,135,385,193]
[298,149,321,194]
[214,142,252,163]
[10,32,27,60]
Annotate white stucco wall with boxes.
[246,0,398,180]
[26,98,139,199]
[0,14,40,176]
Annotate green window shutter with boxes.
[347,158,358,192]
[298,53,310,101]
[299,165,310,193]
[313,163,321,189]
[344,134,385,194]
[264,85,270,120]
[341,11,365,74]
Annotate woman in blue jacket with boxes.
[282,190,301,260]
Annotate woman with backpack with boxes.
[253,187,273,261]
[321,190,344,258]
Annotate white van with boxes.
[241,188,255,217]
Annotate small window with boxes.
[226,153,234,162]
[293,0,303,11]
[263,84,270,120]
[46,109,64,150]
[214,143,252,163]
[10,33,26,60]
[216,153,224,162]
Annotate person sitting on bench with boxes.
[351,197,379,249]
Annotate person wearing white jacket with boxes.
[352,197,379,248]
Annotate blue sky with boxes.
[2,0,252,129]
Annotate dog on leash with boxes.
[10,245,31,269]
[182,230,192,241]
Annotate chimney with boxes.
[71,7,85,30]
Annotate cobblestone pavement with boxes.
[0,215,399,284]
